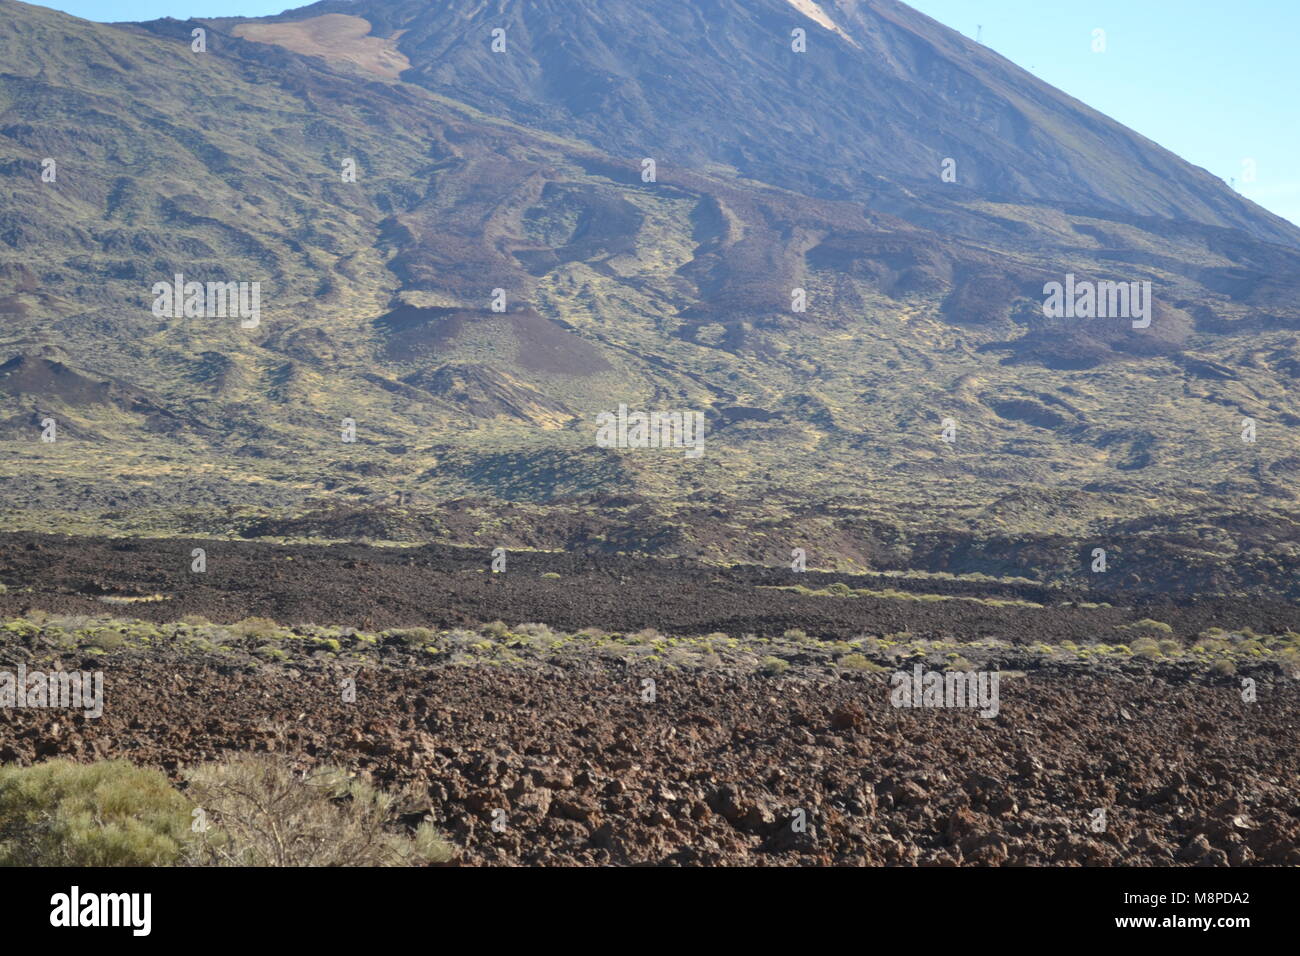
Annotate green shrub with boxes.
[186,755,452,866]
[232,617,285,641]
[389,627,435,647]
[782,628,808,642]
[514,622,555,641]
[1130,637,1162,659]
[759,656,790,676]
[0,759,192,866]
[0,756,455,868]
[2,620,38,640]
[1276,647,1300,677]
[1121,618,1173,634]
[84,630,127,652]
[838,653,884,672]
[122,622,164,643]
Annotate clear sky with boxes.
[33,0,1300,227]
[905,0,1299,227]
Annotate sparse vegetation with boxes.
[2,612,1295,678]
[185,755,452,867]
[233,617,287,641]
[838,652,885,672]
[389,627,435,647]
[0,759,192,866]
[0,756,454,868]
[1130,637,1163,659]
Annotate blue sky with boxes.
[36,0,1300,226]
[905,0,1299,227]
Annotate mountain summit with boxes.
[240,0,1299,246]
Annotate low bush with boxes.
[838,653,884,672]
[232,617,286,641]
[0,759,192,866]
[1129,637,1162,659]
[0,756,455,868]
[186,755,452,866]
[388,627,435,647]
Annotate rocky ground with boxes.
[0,651,1296,866]
[3,532,1299,640]
[0,533,1297,866]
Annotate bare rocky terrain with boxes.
[1,532,1296,866]
[1,651,1295,866]
[2,532,1299,638]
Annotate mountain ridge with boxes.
[203,0,1300,247]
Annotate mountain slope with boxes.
[1,0,1299,596]
[253,0,1300,247]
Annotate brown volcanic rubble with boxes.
[0,653,1294,866]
